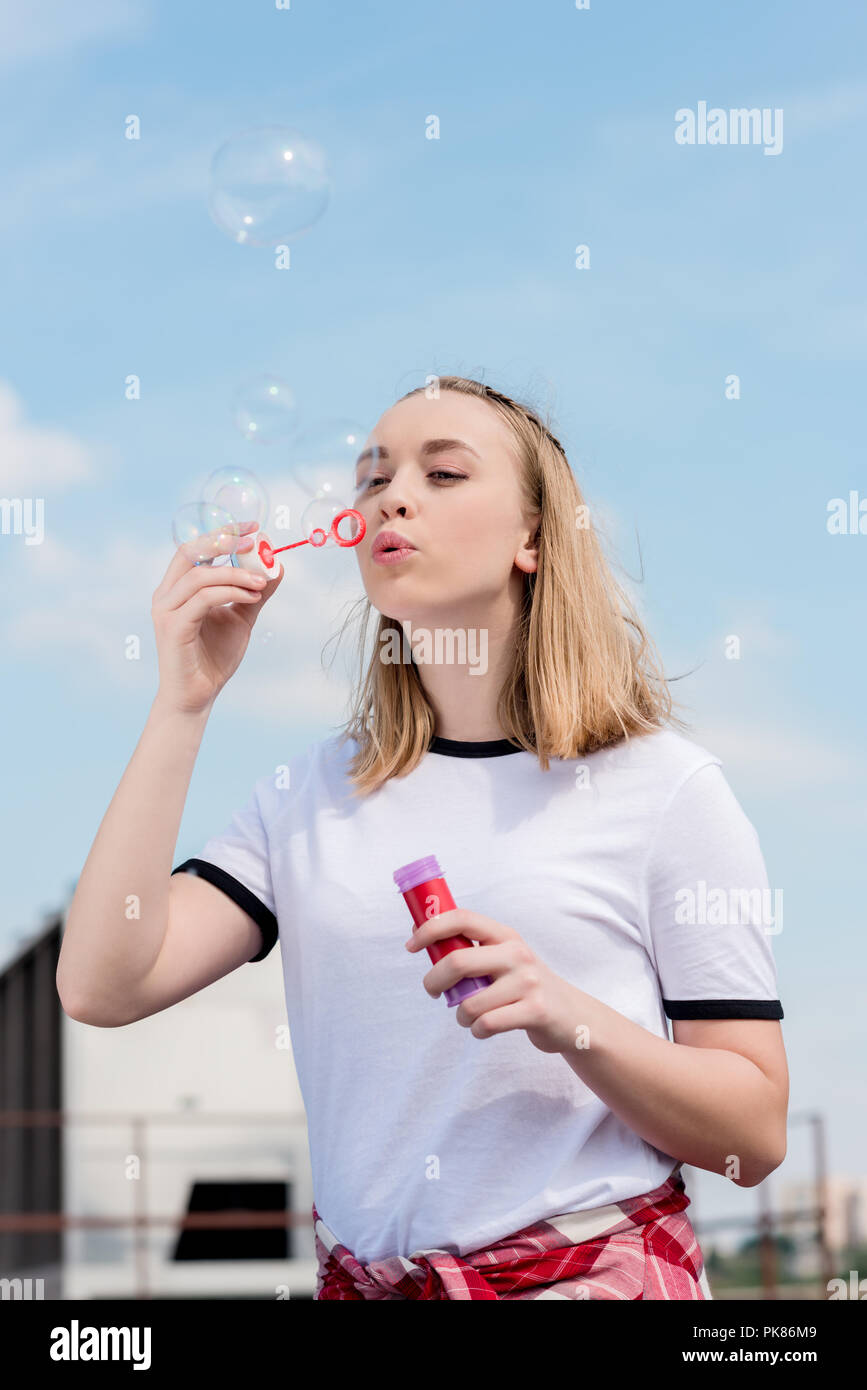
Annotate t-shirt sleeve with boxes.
[642,760,783,1021]
[170,779,278,963]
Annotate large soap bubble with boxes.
[233,373,300,444]
[289,420,367,501]
[208,126,330,246]
[201,466,269,529]
[171,502,241,566]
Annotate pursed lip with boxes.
[372,529,417,556]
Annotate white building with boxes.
[0,916,318,1301]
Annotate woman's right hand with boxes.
[151,522,284,715]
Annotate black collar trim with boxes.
[428,736,525,758]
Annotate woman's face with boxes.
[352,391,539,625]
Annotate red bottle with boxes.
[393,855,493,1007]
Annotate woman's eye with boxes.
[363,471,466,490]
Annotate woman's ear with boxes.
[515,514,541,574]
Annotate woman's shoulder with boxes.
[246,732,354,816]
[595,725,723,786]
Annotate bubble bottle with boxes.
[393,855,493,1007]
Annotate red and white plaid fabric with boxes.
[313,1165,710,1300]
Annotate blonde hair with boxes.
[323,376,690,797]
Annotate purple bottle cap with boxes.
[393,855,442,894]
[445,975,494,1008]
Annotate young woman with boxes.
[57,376,788,1300]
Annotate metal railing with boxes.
[0,1107,311,1299]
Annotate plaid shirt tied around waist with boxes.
[313,1165,710,1300]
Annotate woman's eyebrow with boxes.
[355,438,481,473]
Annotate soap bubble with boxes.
[289,420,367,500]
[172,502,241,566]
[301,496,360,548]
[233,374,300,444]
[208,126,330,247]
[201,466,269,529]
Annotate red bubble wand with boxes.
[254,508,366,567]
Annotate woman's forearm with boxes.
[554,987,785,1187]
[56,696,212,1023]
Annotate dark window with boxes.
[172,1181,292,1261]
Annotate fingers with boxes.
[234,558,286,625]
[157,562,268,614]
[234,557,284,625]
[179,583,266,625]
[154,522,259,600]
[259,552,284,591]
[155,537,253,597]
[411,909,515,949]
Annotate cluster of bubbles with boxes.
[171,126,370,566]
[171,469,269,566]
[171,420,367,566]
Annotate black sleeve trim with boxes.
[664,999,783,1020]
[171,858,278,962]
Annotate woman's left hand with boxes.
[405,907,577,1053]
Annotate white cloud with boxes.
[660,612,860,794]
[0,0,149,66]
[0,382,94,491]
[220,562,366,728]
[689,719,856,789]
[0,144,211,235]
[4,485,370,729]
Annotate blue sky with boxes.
[1,0,864,1237]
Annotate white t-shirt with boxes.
[172,726,783,1264]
